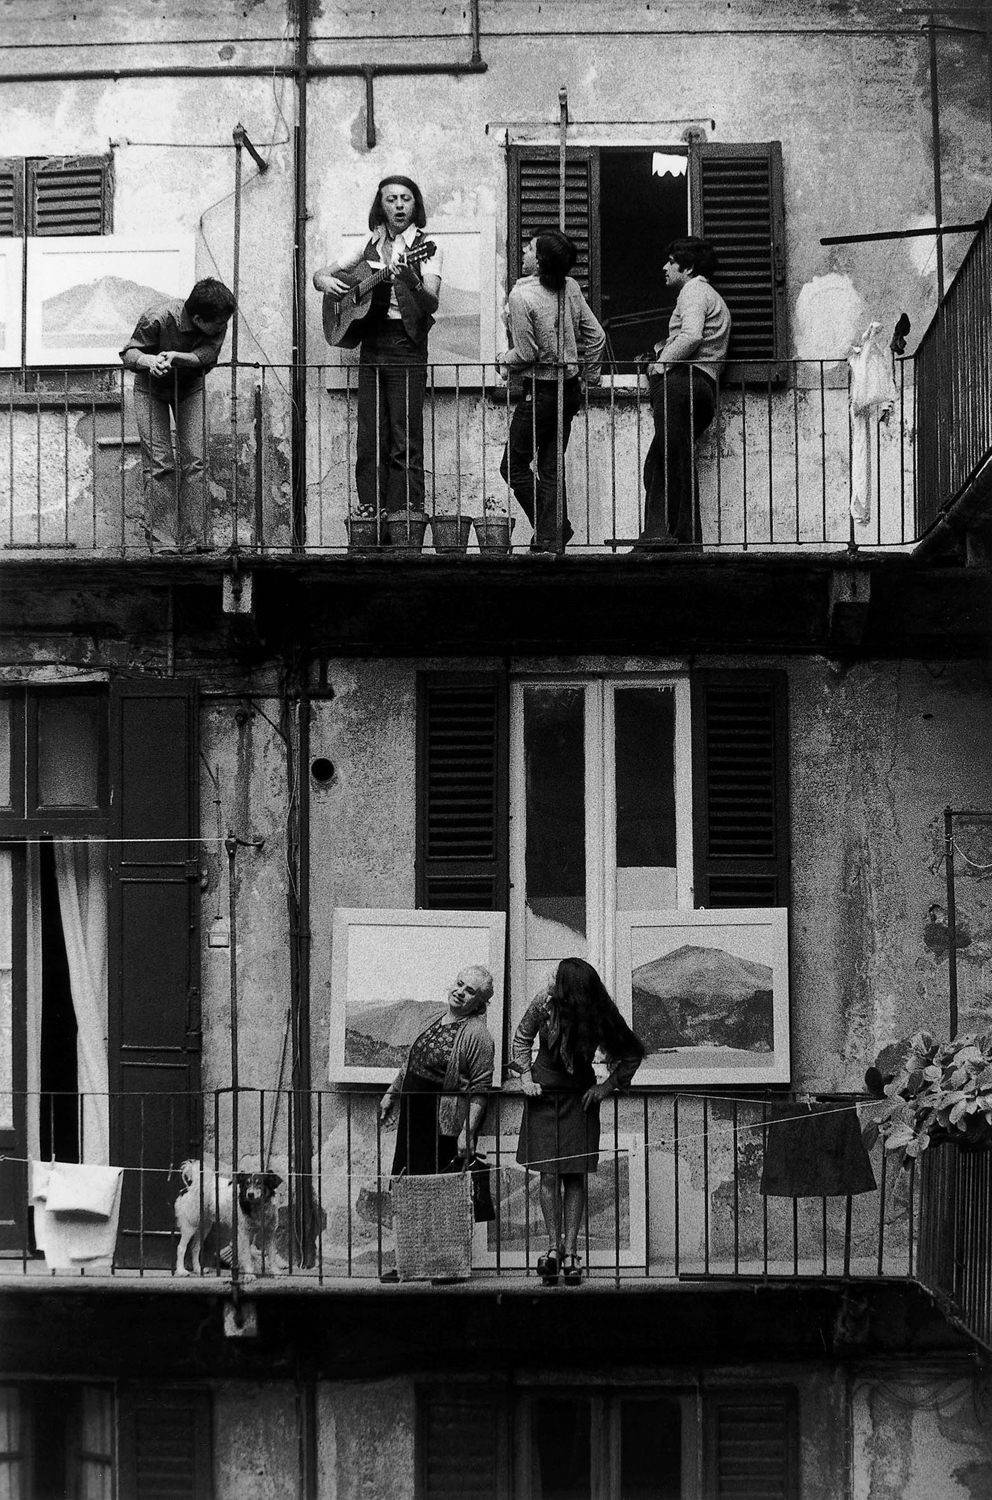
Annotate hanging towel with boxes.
[45,1162,122,1218]
[848,321,896,527]
[29,1160,124,1268]
[759,1104,877,1197]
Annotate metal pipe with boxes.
[0,60,488,84]
[291,3,310,550]
[469,0,482,64]
[945,806,959,1037]
[927,20,946,299]
[556,87,567,551]
[231,126,243,541]
[225,832,241,1280]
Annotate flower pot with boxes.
[345,516,380,553]
[385,513,429,553]
[430,515,473,554]
[473,516,515,555]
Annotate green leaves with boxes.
[875,1032,992,1166]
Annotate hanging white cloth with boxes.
[53,839,109,1164]
[849,320,896,526]
[30,1159,123,1269]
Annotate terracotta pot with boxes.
[430,515,473,554]
[473,516,515,555]
[345,516,380,553]
[385,514,429,552]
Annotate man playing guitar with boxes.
[314,176,443,534]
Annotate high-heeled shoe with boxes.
[561,1253,583,1286]
[536,1246,562,1286]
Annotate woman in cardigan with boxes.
[511,957,644,1285]
[379,965,496,1179]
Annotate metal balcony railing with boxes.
[0,359,918,558]
[915,203,992,536]
[3,1088,915,1286]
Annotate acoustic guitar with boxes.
[321,239,438,348]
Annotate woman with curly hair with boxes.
[510,957,644,1284]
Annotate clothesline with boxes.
[0,1099,884,1181]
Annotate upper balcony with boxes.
[2,208,991,657]
[0,356,917,562]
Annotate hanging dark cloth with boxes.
[759,1102,877,1197]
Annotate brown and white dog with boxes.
[174,1159,283,1277]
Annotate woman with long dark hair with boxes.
[510,957,644,1284]
[499,230,605,551]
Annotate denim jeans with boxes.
[132,380,207,551]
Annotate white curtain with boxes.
[53,839,109,1164]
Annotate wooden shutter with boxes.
[691,671,789,909]
[28,156,111,236]
[507,145,599,304]
[691,142,787,373]
[416,674,508,911]
[418,1391,504,1500]
[108,678,200,1267]
[703,1389,798,1500]
[0,160,23,237]
[118,1386,211,1499]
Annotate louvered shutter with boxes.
[416,675,508,911]
[418,1392,503,1500]
[108,678,200,1267]
[690,142,787,373]
[691,671,789,908]
[507,145,599,305]
[703,1389,798,1500]
[118,1386,211,1499]
[0,160,23,237]
[28,156,111,236]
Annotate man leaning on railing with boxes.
[120,278,236,556]
[635,238,730,551]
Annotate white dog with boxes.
[174,1159,282,1278]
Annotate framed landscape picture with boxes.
[472,1129,646,1271]
[616,908,790,1086]
[26,235,195,366]
[329,908,506,1084]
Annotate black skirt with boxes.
[391,1069,460,1178]
[516,1050,600,1175]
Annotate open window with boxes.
[0,679,200,1263]
[507,142,787,377]
[416,669,789,1035]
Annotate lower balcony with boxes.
[1,1087,917,1290]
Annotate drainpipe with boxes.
[292,3,310,550]
[925,19,946,300]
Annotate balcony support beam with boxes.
[828,568,872,650]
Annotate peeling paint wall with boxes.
[0,0,989,546]
[203,1367,991,1500]
[307,654,992,1096]
[852,1372,992,1500]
